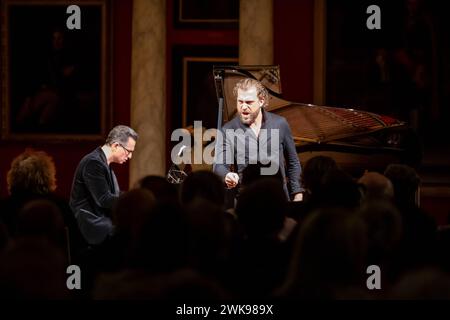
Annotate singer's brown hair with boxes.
[233,78,269,108]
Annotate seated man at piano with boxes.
[213,78,304,203]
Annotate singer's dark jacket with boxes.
[213,109,304,200]
[69,147,119,245]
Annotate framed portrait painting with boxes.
[0,0,111,141]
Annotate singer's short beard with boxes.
[239,107,261,125]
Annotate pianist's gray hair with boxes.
[106,125,139,146]
[233,78,269,108]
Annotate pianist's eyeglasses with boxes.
[118,143,133,155]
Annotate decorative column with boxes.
[313,0,326,105]
[130,0,166,186]
[239,0,274,65]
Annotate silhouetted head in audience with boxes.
[358,200,402,276]
[384,165,436,279]
[112,188,156,262]
[301,156,338,196]
[180,171,225,208]
[136,200,189,273]
[16,199,66,249]
[301,157,361,210]
[7,149,57,196]
[384,164,420,206]
[235,178,287,239]
[279,207,367,299]
[184,198,232,273]
[358,171,394,201]
[315,168,362,209]
[0,238,68,299]
[135,175,179,204]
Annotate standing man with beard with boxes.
[70,125,138,247]
[213,78,304,204]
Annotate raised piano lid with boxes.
[213,65,421,172]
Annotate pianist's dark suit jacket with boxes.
[69,147,119,245]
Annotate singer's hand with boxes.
[225,172,239,189]
[292,192,303,202]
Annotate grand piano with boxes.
[213,65,421,176]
